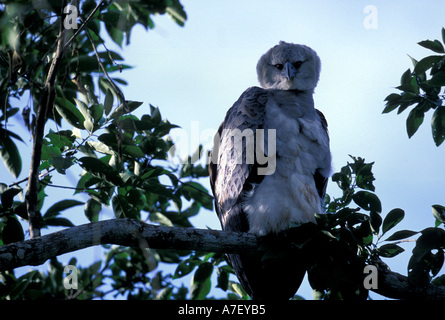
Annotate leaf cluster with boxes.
[383,28,445,146]
[0,0,186,178]
[292,152,445,300]
[0,0,217,300]
[0,257,103,299]
[381,27,445,289]
[289,156,417,299]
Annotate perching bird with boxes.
[209,41,331,300]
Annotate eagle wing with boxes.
[209,86,268,233]
[209,87,273,299]
[313,109,329,200]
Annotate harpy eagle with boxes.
[209,41,331,300]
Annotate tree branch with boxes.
[1,218,445,300]
[375,264,445,300]
[25,23,67,238]
[0,219,257,272]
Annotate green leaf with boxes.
[78,156,125,186]
[178,182,213,210]
[190,262,213,300]
[408,54,418,68]
[413,55,444,75]
[384,230,419,241]
[44,199,84,220]
[41,145,60,162]
[90,103,104,124]
[429,70,445,86]
[104,12,124,47]
[355,162,375,191]
[74,99,94,132]
[406,105,424,138]
[85,198,101,222]
[44,217,75,227]
[55,97,86,129]
[108,101,143,121]
[166,1,187,27]
[104,89,114,115]
[228,281,248,299]
[400,68,412,85]
[69,55,100,73]
[418,39,445,53]
[411,228,445,263]
[150,104,162,123]
[331,167,351,190]
[382,208,405,234]
[216,266,230,291]
[86,141,113,155]
[432,204,445,223]
[431,106,445,146]
[369,210,382,234]
[49,156,75,174]
[358,221,373,245]
[0,133,22,178]
[112,194,139,219]
[0,187,22,209]
[149,211,173,227]
[396,83,418,94]
[383,93,402,114]
[2,216,24,244]
[352,191,382,213]
[173,256,201,279]
[378,243,404,258]
[127,189,146,211]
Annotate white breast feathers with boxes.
[242,90,331,235]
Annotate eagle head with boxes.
[256,41,321,91]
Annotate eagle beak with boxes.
[281,61,297,80]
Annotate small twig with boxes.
[176,178,214,200]
[82,20,127,110]
[8,168,55,189]
[40,181,112,192]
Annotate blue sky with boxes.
[6,1,445,299]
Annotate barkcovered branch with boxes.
[0,219,257,271]
[1,218,445,300]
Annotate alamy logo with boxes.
[211,128,277,176]
[363,265,378,290]
[63,5,79,30]
[167,122,277,176]
[363,5,378,30]
[63,265,78,290]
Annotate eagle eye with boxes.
[274,64,284,71]
[293,61,302,69]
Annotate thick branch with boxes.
[375,265,445,300]
[1,219,445,300]
[0,219,257,271]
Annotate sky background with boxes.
[6,0,445,299]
